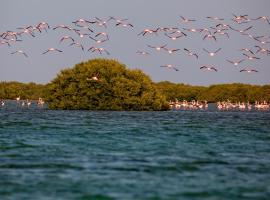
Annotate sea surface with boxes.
[0,101,270,200]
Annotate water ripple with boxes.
[0,105,270,199]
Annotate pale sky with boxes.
[0,0,270,86]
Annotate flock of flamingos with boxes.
[0,14,269,73]
[0,14,270,110]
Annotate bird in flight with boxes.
[136,51,150,55]
[11,50,28,57]
[42,48,63,54]
[164,33,181,40]
[206,16,224,21]
[200,66,218,72]
[53,25,73,31]
[94,17,109,28]
[88,47,110,55]
[240,69,258,73]
[179,15,196,23]
[89,36,109,44]
[72,18,93,25]
[95,32,109,40]
[184,48,198,59]
[231,14,250,24]
[203,48,222,57]
[36,22,50,32]
[138,28,160,36]
[226,59,245,66]
[230,26,253,34]
[183,28,202,33]
[203,33,217,41]
[240,48,254,55]
[115,22,133,28]
[59,36,75,43]
[254,37,270,45]
[108,16,129,23]
[69,42,84,51]
[0,41,11,47]
[163,47,180,54]
[243,53,260,60]
[147,44,167,51]
[251,16,270,25]
[160,64,179,71]
[255,46,270,55]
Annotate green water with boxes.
[0,103,270,199]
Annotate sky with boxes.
[0,0,270,86]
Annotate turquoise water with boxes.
[1,102,270,200]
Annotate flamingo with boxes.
[95,32,109,40]
[184,48,198,59]
[200,66,218,72]
[255,46,270,55]
[89,36,108,44]
[59,36,75,43]
[11,50,28,57]
[164,33,185,40]
[136,51,150,55]
[230,26,253,34]
[179,15,196,23]
[94,17,108,28]
[160,64,179,71]
[138,28,160,36]
[240,69,258,73]
[206,16,224,21]
[53,25,73,31]
[183,28,202,33]
[203,33,217,41]
[243,53,260,60]
[69,42,84,51]
[108,16,129,23]
[147,44,167,51]
[115,22,133,28]
[251,16,270,25]
[42,48,63,54]
[87,76,99,81]
[0,41,11,47]
[240,48,254,55]
[203,48,221,57]
[88,47,110,55]
[226,59,245,66]
[163,47,180,54]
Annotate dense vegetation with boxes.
[0,81,45,100]
[156,82,270,103]
[45,59,168,110]
[156,81,207,102]
[1,59,270,109]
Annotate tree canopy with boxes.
[156,82,270,103]
[0,81,45,100]
[1,59,270,108]
[44,58,169,110]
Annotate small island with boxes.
[0,58,270,111]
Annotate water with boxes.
[1,102,270,200]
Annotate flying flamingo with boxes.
[240,69,258,73]
[226,59,245,66]
[203,48,221,57]
[200,66,218,72]
[184,48,198,59]
[179,15,196,23]
[42,48,63,54]
[160,64,179,71]
[147,44,167,51]
[11,50,28,57]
